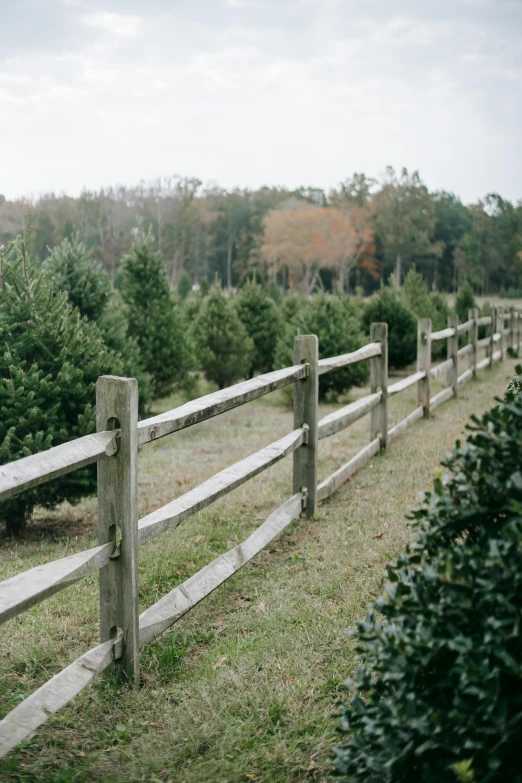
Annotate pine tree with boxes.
[455,280,476,323]
[234,282,281,376]
[362,287,417,369]
[192,284,253,389]
[177,272,192,300]
[46,236,151,409]
[120,237,193,399]
[0,233,125,535]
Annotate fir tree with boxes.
[455,280,476,323]
[120,237,193,399]
[192,284,253,389]
[0,233,125,535]
[362,287,417,369]
[234,282,281,376]
[177,272,192,300]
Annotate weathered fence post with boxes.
[489,308,496,369]
[293,335,318,518]
[417,318,431,418]
[448,314,459,396]
[496,307,504,362]
[370,322,388,447]
[517,310,521,353]
[508,306,515,352]
[469,307,478,380]
[96,375,139,682]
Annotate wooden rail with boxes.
[0,305,519,758]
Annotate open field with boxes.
[0,356,518,783]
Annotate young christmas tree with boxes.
[0,232,125,535]
[234,281,281,377]
[46,236,151,409]
[192,283,253,389]
[120,236,193,399]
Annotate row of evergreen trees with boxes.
[0,231,479,535]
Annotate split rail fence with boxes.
[0,305,520,757]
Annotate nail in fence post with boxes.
[417,318,431,418]
[370,323,388,446]
[293,335,318,518]
[469,307,478,380]
[448,314,459,396]
[96,375,139,682]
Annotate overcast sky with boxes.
[1,0,521,204]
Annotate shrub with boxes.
[192,284,253,389]
[0,233,125,536]
[362,288,417,369]
[234,282,282,376]
[120,237,193,399]
[177,272,192,300]
[455,280,476,323]
[274,292,369,399]
[333,375,522,782]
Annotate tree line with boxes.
[1,167,521,295]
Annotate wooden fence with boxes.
[0,305,519,757]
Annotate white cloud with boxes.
[80,11,143,37]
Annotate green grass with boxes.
[0,355,518,783]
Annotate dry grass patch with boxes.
[0,358,517,783]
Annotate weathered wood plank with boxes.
[370,323,388,447]
[293,335,318,518]
[492,332,501,342]
[417,318,431,419]
[0,542,115,625]
[317,342,381,375]
[387,370,426,396]
[457,319,473,335]
[492,349,501,362]
[387,405,424,443]
[317,437,381,503]
[318,393,381,441]
[469,307,478,380]
[0,431,118,503]
[477,336,491,349]
[430,358,453,380]
[448,315,459,397]
[139,494,303,646]
[431,327,456,341]
[477,315,492,326]
[0,633,122,759]
[431,386,454,411]
[476,356,490,371]
[457,343,473,359]
[137,365,307,446]
[457,368,473,385]
[96,376,139,681]
[138,428,305,546]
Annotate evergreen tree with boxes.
[455,280,476,323]
[234,282,281,376]
[200,276,210,296]
[275,292,369,399]
[192,284,253,389]
[177,272,192,300]
[120,237,193,399]
[46,237,151,409]
[0,233,125,535]
[362,287,417,369]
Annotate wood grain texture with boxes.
[431,386,454,411]
[96,376,139,681]
[0,632,122,759]
[139,494,303,646]
[370,323,388,447]
[137,365,307,446]
[0,431,118,503]
[318,393,381,441]
[430,358,453,380]
[293,336,318,518]
[0,542,115,625]
[387,370,426,396]
[387,405,424,443]
[138,428,305,545]
[417,318,431,419]
[317,437,381,503]
[317,342,381,375]
[431,327,456,342]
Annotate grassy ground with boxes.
[0,355,518,783]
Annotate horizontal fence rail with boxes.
[0,305,520,758]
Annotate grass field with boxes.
[0,356,518,783]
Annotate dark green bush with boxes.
[362,288,417,369]
[455,281,476,324]
[234,282,282,376]
[333,374,522,782]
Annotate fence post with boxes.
[448,314,459,396]
[508,306,515,352]
[517,310,521,353]
[417,318,431,418]
[96,375,139,682]
[497,307,504,362]
[370,323,388,447]
[469,307,478,380]
[293,335,318,518]
[489,308,496,369]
